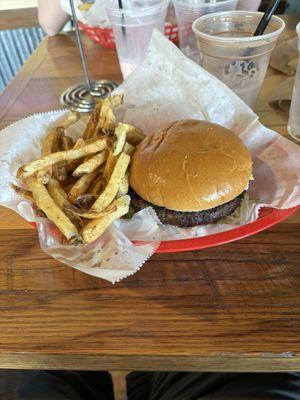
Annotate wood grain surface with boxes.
[0,16,299,372]
[0,8,38,30]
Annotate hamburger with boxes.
[129,120,252,227]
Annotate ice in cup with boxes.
[288,23,300,142]
[192,11,285,108]
[173,0,238,62]
[105,0,169,79]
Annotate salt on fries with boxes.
[92,152,130,212]
[47,178,82,228]
[117,172,129,197]
[17,137,107,181]
[52,127,68,182]
[13,97,145,244]
[27,177,79,241]
[72,152,106,177]
[62,135,74,151]
[97,95,123,133]
[83,101,102,140]
[88,177,103,196]
[103,151,117,182]
[82,195,130,244]
[68,169,99,203]
[37,129,58,184]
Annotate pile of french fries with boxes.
[12,95,145,245]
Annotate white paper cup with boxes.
[173,0,238,61]
[288,22,300,142]
[105,0,169,79]
[192,11,285,108]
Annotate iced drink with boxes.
[192,11,285,108]
[288,23,300,142]
[173,0,238,62]
[106,0,169,79]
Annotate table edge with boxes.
[0,354,300,372]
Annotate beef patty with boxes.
[130,189,245,227]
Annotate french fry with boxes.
[103,150,117,182]
[52,127,68,182]
[62,135,75,172]
[27,178,78,240]
[113,124,128,156]
[47,178,82,228]
[117,172,129,197]
[82,195,130,243]
[92,152,130,212]
[83,117,96,140]
[124,142,135,156]
[63,182,75,193]
[62,173,78,187]
[125,125,145,146]
[58,112,79,129]
[65,198,117,219]
[93,101,103,121]
[97,95,123,132]
[47,178,68,209]
[74,138,85,147]
[103,108,116,133]
[53,161,68,182]
[67,138,85,172]
[10,183,33,202]
[17,137,107,181]
[74,194,96,209]
[72,152,106,177]
[62,135,74,151]
[14,96,140,245]
[37,129,59,184]
[41,130,58,155]
[108,94,124,108]
[83,101,102,139]
[68,169,98,203]
[10,183,48,218]
[88,178,103,196]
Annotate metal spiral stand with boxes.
[61,0,118,112]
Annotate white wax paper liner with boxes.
[0,31,299,282]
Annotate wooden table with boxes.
[0,16,299,373]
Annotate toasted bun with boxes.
[130,120,252,212]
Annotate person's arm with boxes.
[38,0,69,36]
[237,0,262,11]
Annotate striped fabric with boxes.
[0,27,45,92]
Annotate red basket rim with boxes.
[156,206,299,253]
[29,206,298,253]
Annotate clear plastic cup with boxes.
[173,0,238,62]
[288,23,300,142]
[105,0,169,79]
[192,11,285,108]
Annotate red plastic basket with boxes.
[79,21,179,49]
[29,206,298,254]
[155,206,299,253]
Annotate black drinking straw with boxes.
[254,0,281,36]
[118,0,127,45]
